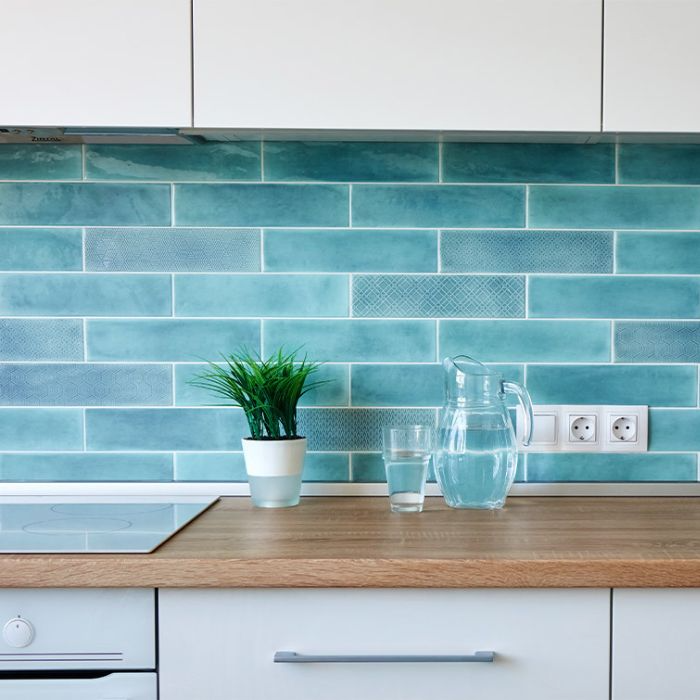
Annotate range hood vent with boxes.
[0,127,197,145]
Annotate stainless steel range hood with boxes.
[0,127,197,145]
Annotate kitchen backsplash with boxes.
[0,141,699,485]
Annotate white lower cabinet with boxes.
[159,589,610,700]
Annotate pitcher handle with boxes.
[503,381,533,447]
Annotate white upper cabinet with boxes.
[604,0,700,132]
[194,0,603,132]
[0,0,192,128]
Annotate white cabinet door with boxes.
[0,0,191,128]
[194,0,602,132]
[160,588,610,700]
[604,0,700,132]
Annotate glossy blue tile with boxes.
[618,144,700,184]
[649,410,700,451]
[352,185,525,228]
[527,453,697,482]
[529,186,700,230]
[0,145,82,179]
[264,229,437,272]
[527,365,697,407]
[87,320,260,361]
[0,409,82,450]
[352,274,524,318]
[85,143,261,181]
[440,320,611,362]
[0,274,171,316]
[263,142,438,182]
[0,183,170,226]
[0,229,82,271]
[615,322,700,362]
[441,230,613,273]
[86,228,260,272]
[264,320,436,362]
[0,453,173,482]
[0,320,83,360]
[175,184,348,227]
[442,143,614,184]
[86,408,248,451]
[616,232,700,274]
[175,274,348,317]
[0,364,172,406]
[529,276,700,319]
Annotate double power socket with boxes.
[516,405,649,453]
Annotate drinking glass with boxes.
[382,425,433,513]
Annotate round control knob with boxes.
[3,618,34,648]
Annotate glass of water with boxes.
[382,425,433,513]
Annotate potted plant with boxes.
[189,348,325,508]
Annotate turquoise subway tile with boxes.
[617,232,700,274]
[352,185,525,228]
[176,363,348,407]
[0,320,83,360]
[0,364,172,406]
[0,273,171,316]
[0,183,170,226]
[619,144,700,184]
[264,229,437,272]
[85,143,261,181]
[440,320,611,362]
[441,230,613,273]
[352,274,524,318]
[649,409,700,451]
[0,145,82,180]
[0,409,82,450]
[86,228,260,272]
[529,276,700,319]
[86,408,248,451]
[263,142,438,182]
[0,229,82,271]
[529,185,700,229]
[175,274,348,317]
[264,320,436,362]
[87,320,260,361]
[615,322,700,362]
[442,143,614,184]
[527,453,697,482]
[527,365,697,407]
[175,184,348,227]
[0,453,173,482]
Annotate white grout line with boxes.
[170,183,176,225]
[81,228,86,271]
[436,229,442,273]
[524,185,530,228]
[259,228,264,271]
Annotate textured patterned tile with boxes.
[352,185,525,228]
[441,230,613,273]
[87,320,260,361]
[0,364,172,406]
[264,229,437,272]
[0,453,173,482]
[527,365,697,407]
[0,320,83,360]
[616,232,700,274]
[0,229,82,271]
[615,322,700,362]
[529,185,700,229]
[649,410,700,451]
[0,273,171,316]
[618,144,700,184]
[264,320,436,362]
[297,408,436,451]
[442,143,614,184]
[175,274,348,317]
[529,276,700,319]
[440,320,611,362]
[263,142,438,182]
[0,145,82,179]
[86,228,260,272]
[85,143,261,181]
[0,183,170,226]
[0,409,82,450]
[352,274,524,318]
[175,184,348,227]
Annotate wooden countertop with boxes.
[3,496,700,588]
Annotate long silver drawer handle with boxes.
[274,651,495,663]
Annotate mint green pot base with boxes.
[247,474,303,508]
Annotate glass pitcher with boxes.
[435,355,533,509]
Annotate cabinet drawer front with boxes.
[160,589,609,700]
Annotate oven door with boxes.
[0,672,157,700]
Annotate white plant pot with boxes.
[241,437,306,508]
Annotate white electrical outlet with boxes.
[569,415,597,443]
